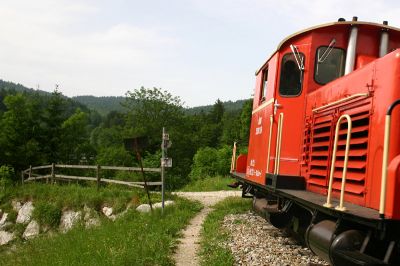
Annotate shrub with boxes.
[215,145,233,175]
[0,165,14,193]
[33,202,62,228]
[189,145,233,179]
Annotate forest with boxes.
[0,80,252,189]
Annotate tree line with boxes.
[0,85,252,189]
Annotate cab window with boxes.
[314,46,345,84]
[260,68,268,102]
[279,53,304,96]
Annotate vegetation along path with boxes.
[173,191,242,266]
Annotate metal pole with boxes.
[161,127,165,213]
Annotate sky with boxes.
[1,0,400,107]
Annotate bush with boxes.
[0,165,14,193]
[96,147,133,167]
[215,146,233,175]
[142,151,161,168]
[189,145,233,179]
[33,202,62,228]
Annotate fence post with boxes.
[46,165,49,184]
[51,163,55,184]
[96,165,101,191]
[29,165,32,181]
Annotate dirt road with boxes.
[172,191,242,266]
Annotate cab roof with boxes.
[255,20,400,75]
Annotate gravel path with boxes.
[172,191,329,266]
[172,191,242,266]
[223,212,329,266]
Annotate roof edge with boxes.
[255,20,400,75]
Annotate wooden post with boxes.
[29,165,32,181]
[136,150,153,211]
[51,163,55,184]
[96,165,101,191]
[46,165,49,184]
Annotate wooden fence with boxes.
[22,164,162,189]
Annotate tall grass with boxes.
[0,183,144,213]
[0,197,202,266]
[180,176,238,192]
[200,197,252,266]
[0,183,165,245]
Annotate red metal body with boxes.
[243,21,400,219]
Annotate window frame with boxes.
[278,52,305,97]
[313,46,346,85]
[260,67,268,103]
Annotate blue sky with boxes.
[1,0,399,106]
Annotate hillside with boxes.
[0,80,51,96]
[185,99,249,115]
[72,95,126,116]
[73,96,249,116]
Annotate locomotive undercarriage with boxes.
[234,174,400,266]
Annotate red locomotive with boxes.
[231,17,400,265]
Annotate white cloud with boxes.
[0,0,180,96]
[1,0,400,106]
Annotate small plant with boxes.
[33,202,62,228]
[0,165,14,193]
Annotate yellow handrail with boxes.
[230,142,237,173]
[379,99,400,218]
[324,114,352,211]
[379,115,391,217]
[266,115,273,173]
[274,113,284,175]
[312,93,369,113]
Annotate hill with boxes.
[72,95,126,116]
[0,79,51,96]
[0,79,249,116]
[185,99,249,115]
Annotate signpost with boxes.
[161,127,172,212]
[124,136,153,211]
[123,129,171,213]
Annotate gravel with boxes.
[222,211,330,266]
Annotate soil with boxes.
[172,191,242,266]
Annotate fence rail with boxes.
[23,164,162,189]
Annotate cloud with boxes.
[0,0,180,95]
[1,0,400,106]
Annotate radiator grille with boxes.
[307,103,370,202]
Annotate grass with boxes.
[0,196,202,266]
[200,197,252,266]
[0,182,164,245]
[0,183,150,214]
[180,176,238,192]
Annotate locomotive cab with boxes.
[232,17,400,265]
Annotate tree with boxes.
[61,109,95,163]
[90,126,124,150]
[41,89,67,163]
[194,99,226,148]
[124,87,185,152]
[0,93,42,172]
[220,110,241,146]
[123,87,201,185]
[103,110,125,128]
[209,99,225,124]
[239,99,252,146]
